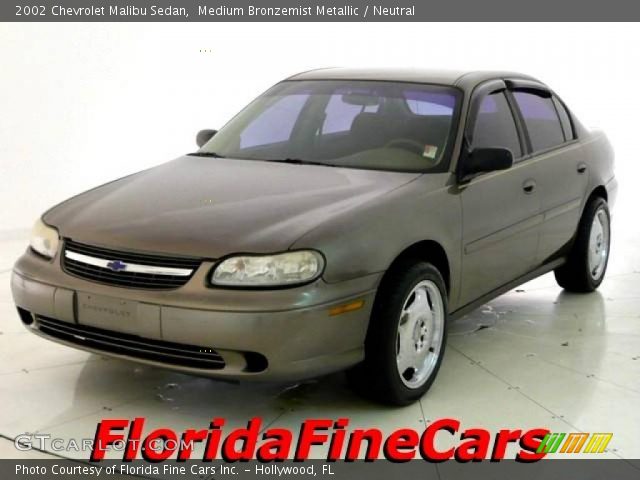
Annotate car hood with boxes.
[44,156,420,258]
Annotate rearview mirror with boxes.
[342,93,380,106]
[196,129,217,147]
[460,147,513,182]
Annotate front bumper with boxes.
[11,249,380,382]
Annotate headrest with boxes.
[350,112,395,140]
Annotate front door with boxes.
[458,88,542,307]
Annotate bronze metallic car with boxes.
[11,69,616,404]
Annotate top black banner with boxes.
[3,0,640,21]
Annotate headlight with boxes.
[210,251,324,287]
[30,218,59,259]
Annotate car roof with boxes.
[286,67,541,91]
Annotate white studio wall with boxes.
[1,22,638,232]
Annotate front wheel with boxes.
[347,261,448,405]
[555,197,611,292]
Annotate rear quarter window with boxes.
[552,96,575,141]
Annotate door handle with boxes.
[577,163,587,174]
[522,179,537,194]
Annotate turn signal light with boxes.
[329,299,365,316]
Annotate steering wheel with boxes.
[384,138,426,155]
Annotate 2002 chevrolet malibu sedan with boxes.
[12,68,616,405]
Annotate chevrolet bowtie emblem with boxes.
[106,260,127,272]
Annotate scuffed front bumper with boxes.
[11,249,380,382]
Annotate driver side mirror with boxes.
[459,147,513,183]
[196,129,217,148]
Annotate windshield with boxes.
[197,80,461,172]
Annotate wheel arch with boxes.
[384,240,451,296]
[588,185,608,203]
[579,184,609,221]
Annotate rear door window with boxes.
[512,91,565,152]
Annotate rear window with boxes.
[513,91,565,152]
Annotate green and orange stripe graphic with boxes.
[536,432,613,454]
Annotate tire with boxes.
[347,260,448,405]
[554,196,611,292]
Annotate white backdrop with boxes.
[0,22,638,232]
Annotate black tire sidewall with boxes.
[578,198,611,290]
[365,261,448,405]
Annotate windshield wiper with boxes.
[268,158,336,167]
[188,152,226,158]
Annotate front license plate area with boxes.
[77,292,136,322]
[76,292,162,339]
[77,292,137,332]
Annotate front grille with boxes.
[37,316,225,370]
[62,239,201,290]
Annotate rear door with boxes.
[458,81,542,307]
[507,82,588,264]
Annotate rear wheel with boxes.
[555,197,610,292]
[347,261,447,405]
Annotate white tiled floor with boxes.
[1,207,638,461]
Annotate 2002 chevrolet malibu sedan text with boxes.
[12,69,616,404]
